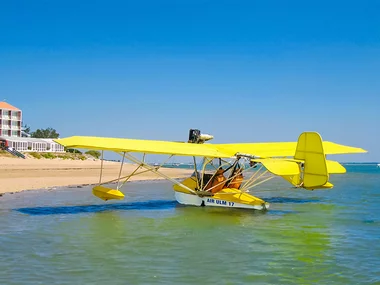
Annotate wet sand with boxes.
[0,157,193,194]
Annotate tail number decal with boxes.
[206,198,234,207]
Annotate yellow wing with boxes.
[214,141,366,157]
[55,136,232,158]
[55,133,366,158]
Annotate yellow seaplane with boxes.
[55,129,366,211]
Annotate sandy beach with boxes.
[0,157,193,194]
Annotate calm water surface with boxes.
[0,165,379,284]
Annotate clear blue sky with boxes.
[1,0,379,162]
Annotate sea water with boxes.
[0,164,379,284]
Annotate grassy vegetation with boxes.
[0,150,14,158]
[2,148,100,160]
[26,152,91,160]
[85,150,101,159]
[41,153,56,159]
[29,152,42,159]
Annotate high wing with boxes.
[55,135,367,158]
[213,141,367,157]
[54,136,232,157]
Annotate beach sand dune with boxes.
[0,158,193,194]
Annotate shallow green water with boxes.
[1,165,379,284]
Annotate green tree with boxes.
[22,124,31,134]
[31,127,60,138]
[66,148,82,154]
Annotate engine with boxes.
[188,129,214,144]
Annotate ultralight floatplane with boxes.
[55,130,366,211]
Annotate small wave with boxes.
[263,197,322,204]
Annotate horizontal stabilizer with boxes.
[93,186,125,201]
[253,158,300,176]
[326,160,346,174]
[257,158,346,175]
[304,181,334,190]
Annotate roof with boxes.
[0,101,20,111]
[0,136,50,144]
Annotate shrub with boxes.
[0,150,14,158]
[85,150,101,159]
[61,154,72,160]
[41,153,56,159]
[29,152,42,159]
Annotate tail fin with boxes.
[295,132,330,189]
[255,132,345,190]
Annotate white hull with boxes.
[174,191,268,211]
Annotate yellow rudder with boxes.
[295,132,329,189]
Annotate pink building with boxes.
[0,101,22,137]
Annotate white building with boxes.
[0,101,65,153]
[0,137,65,152]
[0,101,22,137]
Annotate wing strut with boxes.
[116,152,197,195]
[99,150,104,184]
[193,156,200,190]
[116,152,126,190]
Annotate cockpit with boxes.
[192,157,245,193]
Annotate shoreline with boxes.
[0,177,186,198]
[0,157,193,195]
